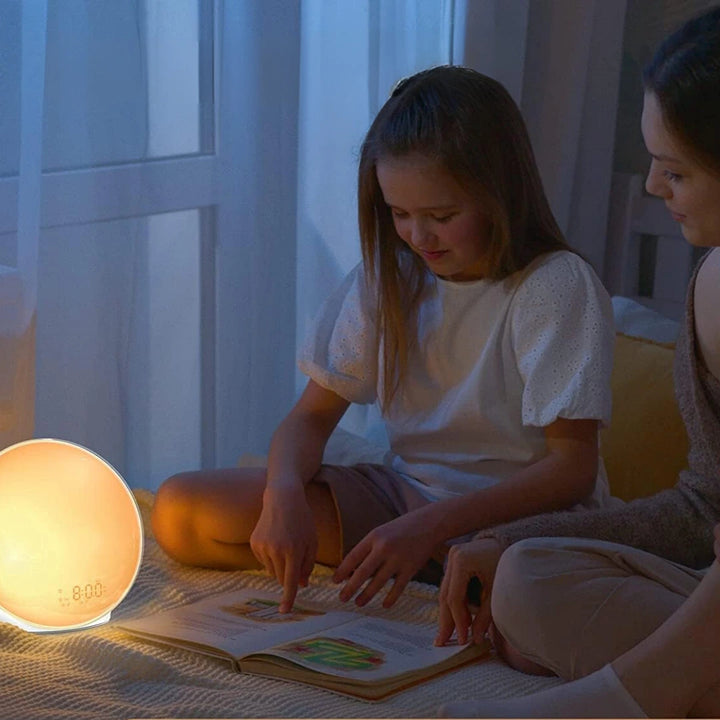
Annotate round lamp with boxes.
[0,438,143,632]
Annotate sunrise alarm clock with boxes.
[0,438,143,632]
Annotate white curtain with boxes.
[455,0,627,276]
[0,0,42,452]
[4,0,209,488]
[5,0,301,490]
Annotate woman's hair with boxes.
[643,5,720,175]
[357,65,568,410]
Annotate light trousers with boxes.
[491,536,707,680]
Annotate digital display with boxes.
[57,581,106,609]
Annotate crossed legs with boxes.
[150,467,342,570]
[442,537,716,718]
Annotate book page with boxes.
[256,614,477,682]
[118,589,357,659]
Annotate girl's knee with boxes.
[151,473,203,560]
[153,472,197,521]
[152,468,267,567]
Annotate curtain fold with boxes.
[0,0,45,449]
[454,0,627,277]
[6,0,300,488]
[6,0,210,488]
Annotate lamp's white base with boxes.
[0,606,112,632]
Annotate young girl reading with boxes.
[439,7,720,718]
[151,66,615,615]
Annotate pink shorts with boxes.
[311,463,443,584]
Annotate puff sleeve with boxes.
[297,263,379,404]
[510,253,614,427]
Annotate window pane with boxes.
[35,209,203,490]
[42,0,213,171]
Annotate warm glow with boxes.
[0,439,143,632]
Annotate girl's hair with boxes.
[357,65,568,410]
[643,5,720,175]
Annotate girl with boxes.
[151,66,614,616]
[439,7,720,718]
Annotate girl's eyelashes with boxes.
[663,169,682,182]
[389,208,456,222]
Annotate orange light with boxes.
[0,439,143,632]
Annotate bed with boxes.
[0,488,562,719]
[1,173,692,719]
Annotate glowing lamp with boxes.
[0,439,143,632]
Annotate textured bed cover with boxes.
[0,490,560,719]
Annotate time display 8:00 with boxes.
[73,582,104,601]
[57,582,106,603]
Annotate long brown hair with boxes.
[358,65,568,410]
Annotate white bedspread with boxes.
[0,490,560,719]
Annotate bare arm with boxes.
[693,248,720,381]
[264,378,350,491]
[251,379,349,611]
[430,417,597,644]
[422,417,599,542]
[334,416,599,607]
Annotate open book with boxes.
[117,588,489,701]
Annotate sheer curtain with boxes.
[6,0,300,490]
[4,0,212,489]
[0,0,39,453]
[454,0,627,276]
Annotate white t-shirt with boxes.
[299,251,615,506]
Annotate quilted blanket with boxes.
[0,489,560,719]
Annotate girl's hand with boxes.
[249,483,318,613]
[332,509,440,609]
[435,537,502,646]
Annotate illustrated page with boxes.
[119,589,356,658]
[261,615,472,681]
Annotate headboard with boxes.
[603,171,704,322]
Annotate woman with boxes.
[439,6,720,718]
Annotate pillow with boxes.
[611,296,680,345]
[600,333,689,501]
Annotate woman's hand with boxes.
[249,482,318,613]
[333,508,441,609]
[435,537,503,646]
